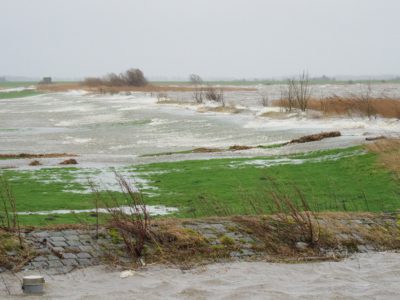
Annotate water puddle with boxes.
[17,205,178,216]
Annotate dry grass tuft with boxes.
[366,139,400,177]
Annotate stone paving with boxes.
[21,229,114,275]
[183,220,259,259]
[1,214,398,275]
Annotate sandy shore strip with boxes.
[1,252,399,299]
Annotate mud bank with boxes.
[1,252,399,299]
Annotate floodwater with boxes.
[1,84,399,169]
[1,252,399,299]
[1,84,399,197]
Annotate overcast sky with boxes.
[1,0,399,80]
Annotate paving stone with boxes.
[48,231,65,237]
[67,240,82,247]
[79,234,91,240]
[61,259,79,267]
[77,252,92,259]
[35,248,51,255]
[33,256,47,262]
[50,241,68,247]
[77,258,91,266]
[50,236,66,242]
[48,260,64,268]
[66,235,80,241]
[51,247,65,253]
[63,230,80,235]
[79,245,94,252]
[64,246,81,253]
[62,253,77,259]
[32,231,50,238]
[32,261,49,269]
[47,255,60,261]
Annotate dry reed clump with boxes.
[228,145,254,151]
[0,229,35,271]
[290,131,341,144]
[274,96,400,119]
[28,160,42,166]
[0,153,77,159]
[59,158,78,165]
[365,138,400,177]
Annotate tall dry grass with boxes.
[366,139,400,178]
[274,96,400,119]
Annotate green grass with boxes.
[0,82,37,88]
[0,90,41,99]
[134,147,399,217]
[1,146,399,226]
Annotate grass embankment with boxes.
[0,145,399,226]
[0,90,41,99]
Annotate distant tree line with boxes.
[84,68,147,87]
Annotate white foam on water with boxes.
[0,86,36,93]
[62,137,93,145]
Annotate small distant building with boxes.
[39,77,52,84]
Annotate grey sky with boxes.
[1,0,399,80]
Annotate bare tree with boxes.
[293,71,312,112]
[205,85,225,106]
[189,74,203,85]
[189,74,204,104]
[358,82,376,119]
[83,68,147,87]
[283,71,312,112]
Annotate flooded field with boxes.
[1,84,399,167]
[1,84,399,221]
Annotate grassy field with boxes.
[0,145,399,227]
[0,89,41,99]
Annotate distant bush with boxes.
[205,85,225,106]
[84,68,147,87]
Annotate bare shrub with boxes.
[122,69,147,87]
[193,87,204,104]
[156,93,168,102]
[258,91,269,107]
[91,173,153,259]
[205,86,225,106]
[83,68,148,87]
[269,186,320,246]
[354,83,376,119]
[294,71,312,112]
[280,72,312,112]
[0,175,22,247]
[189,74,203,85]
[83,77,104,86]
